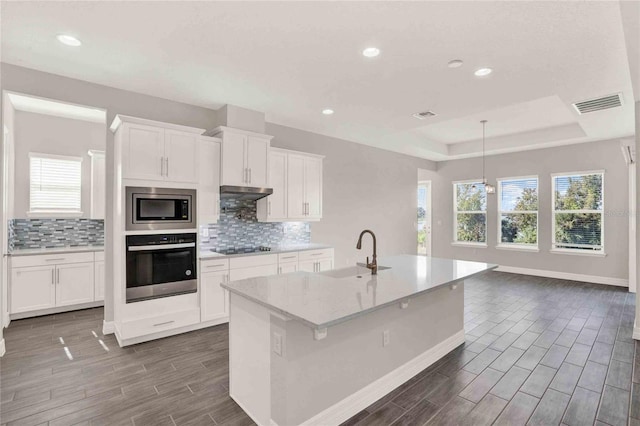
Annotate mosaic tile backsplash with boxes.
[9,219,105,251]
[200,198,310,250]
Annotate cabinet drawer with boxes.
[200,258,229,273]
[119,308,200,340]
[298,248,333,261]
[278,252,299,264]
[10,252,95,268]
[94,251,105,262]
[230,254,277,269]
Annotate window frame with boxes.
[496,175,539,251]
[551,169,605,256]
[28,152,83,217]
[452,179,487,247]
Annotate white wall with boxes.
[266,123,436,267]
[13,111,105,218]
[424,139,629,283]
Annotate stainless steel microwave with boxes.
[126,187,196,231]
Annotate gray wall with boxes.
[13,111,105,218]
[266,123,436,267]
[423,139,629,281]
[1,62,219,323]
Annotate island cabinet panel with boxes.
[10,265,56,313]
[200,270,229,322]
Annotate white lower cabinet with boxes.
[94,260,105,301]
[201,270,229,322]
[56,262,95,307]
[10,265,56,313]
[278,262,298,274]
[299,248,335,273]
[9,251,103,316]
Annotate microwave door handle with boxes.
[128,242,196,251]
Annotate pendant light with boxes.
[481,120,495,194]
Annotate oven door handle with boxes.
[128,243,196,251]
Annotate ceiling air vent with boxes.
[412,111,437,120]
[572,93,623,115]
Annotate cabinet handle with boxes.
[153,320,175,327]
[278,266,282,274]
[205,264,226,268]
[56,269,60,284]
[226,274,230,283]
[268,201,271,216]
[45,258,65,262]
[280,255,296,260]
[160,157,164,176]
[51,269,55,285]
[165,158,169,177]
[244,168,247,183]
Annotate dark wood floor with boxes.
[0,271,638,425]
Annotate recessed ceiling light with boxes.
[362,47,380,58]
[448,59,464,68]
[322,109,334,115]
[474,67,493,77]
[57,34,82,47]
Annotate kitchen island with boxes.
[222,255,496,426]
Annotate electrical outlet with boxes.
[200,227,209,238]
[273,332,283,356]
[383,330,390,347]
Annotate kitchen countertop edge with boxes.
[8,246,105,256]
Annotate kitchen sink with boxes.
[320,264,391,279]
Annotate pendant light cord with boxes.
[481,120,487,184]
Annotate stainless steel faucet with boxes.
[356,229,377,275]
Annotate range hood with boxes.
[219,185,273,201]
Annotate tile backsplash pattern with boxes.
[9,219,104,251]
[200,199,310,250]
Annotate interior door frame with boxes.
[418,180,432,256]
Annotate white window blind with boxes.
[498,177,538,246]
[29,153,82,213]
[552,172,603,251]
[453,181,486,244]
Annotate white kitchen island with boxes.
[222,255,496,426]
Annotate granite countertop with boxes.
[8,246,105,256]
[222,255,497,330]
[199,243,333,259]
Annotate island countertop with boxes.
[222,254,497,330]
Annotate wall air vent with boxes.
[572,93,623,115]
[412,111,437,120]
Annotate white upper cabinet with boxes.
[259,149,324,222]
[288,153,323,221]
[257,150,288,222]
[111,115,204,184]
[199,136,221,225]
[207,126,273,188]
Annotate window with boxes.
[417,182,431,255]
[552,171,604,252]
[498,176,538,247]
[453,181,486,244]
[29,153,82,215]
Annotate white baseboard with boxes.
[102,320,115,335]
[303,329,465,426]
[115,317,229,347]
[496,266,628,288]
[633,320,640,341]
[10,301,104,320]
[0,338,5,357]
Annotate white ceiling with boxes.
[1,1,636,161]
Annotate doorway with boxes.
[417,180,431,256]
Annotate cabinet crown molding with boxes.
[204,126,274,141]
[110,114,206,135]
[270,147,325,159]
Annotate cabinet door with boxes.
[201,271,228,322]
[123,124,165,181]
[304,157,323,219]
[94,260,105,301]
[298,260,316,273]
[278,262,298,274]
[246,136,269,187]
[267,151,287,220]
[56,262,95,307]
[287,155,306,219]
[199,139,221,224]
[10,266,56,313]
[165,130,199,183]
[317,258,333,272]
[221,132,247,186]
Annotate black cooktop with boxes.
[214,246,272,255]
